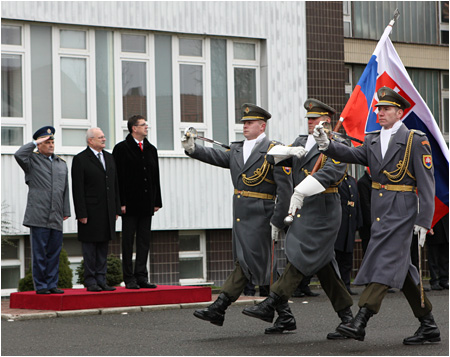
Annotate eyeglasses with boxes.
[135,122,148,127]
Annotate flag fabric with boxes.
[341,23,449,227]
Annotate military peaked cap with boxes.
[375,86,410,110]
[241,103,271,122]
[33,126,55,140]
[304,99,336,118]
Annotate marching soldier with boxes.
[181,103,294,329]
[313,87,440,344]
[242,99,354,338]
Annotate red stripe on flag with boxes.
[341,85,368,145]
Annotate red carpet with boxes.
[9,285,211,311]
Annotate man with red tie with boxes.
[113,115,162,289]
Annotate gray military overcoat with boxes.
[188,136,293,285]
[324,123,435,288]
[14,142,71,231]
[277,136,347,276]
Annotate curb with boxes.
[1,298,262,321]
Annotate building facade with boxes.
[2,1,448,295]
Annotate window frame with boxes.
[1,21,31,154]
[178,230,207,285]
[229,39,260,142]
[1,236,25,296]
[114,31,156,146]
[441,71,449,140]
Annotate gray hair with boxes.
[86,127,101,144]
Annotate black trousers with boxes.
[122,215,152,284]
[427,243,449,286]
[335,249,353,289]
[82,241,109,287]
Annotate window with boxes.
[1,23,26,148]
[179,231,206,285]
[352,2,438,44]
[55,27,95,148]
[343,1,352,37]
[441,72,449,137]
[1,237,25,295]
[440,1,449,45]
[117,33,152,142]
[62,235,83,287]
[232,41,259,141]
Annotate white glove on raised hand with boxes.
[414,225,428,248]
[270,223,283,242]
[288,175,326,215]
[312,123,330,151]
[267,145,307,165]
[181,133,195,154]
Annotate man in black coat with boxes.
[113,115,162,289]
[335,173,362,295]
[72,128,121,292]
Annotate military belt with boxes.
[234,189,275,200]
[372,182,416,192]
[323,187,338,194]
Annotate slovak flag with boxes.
[341,22,449,228]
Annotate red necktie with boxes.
[139,142,143,151]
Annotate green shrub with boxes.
[18,248,73,291]
[76,254,123,286]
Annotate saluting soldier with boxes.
[181,103,293,328]
[242,99,354,338]
[14,126,71,294]
[313,87,440,344]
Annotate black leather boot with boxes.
[336,307,374,341]
[242,292,284,323]
[403,312,441,345]
[327,307,353,340]
[193,293,232,326]
[264,302,297,334]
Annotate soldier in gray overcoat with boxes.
[242,99,354,338]
[14,126,71,294]
[313,87,440,344]
[182,104,293,329]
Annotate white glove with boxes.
[270,223,283,242]
[181,134,195,154]
[414,225,428,248]
[267,145,307,164]
[312,123,330,151]
[288,175,326,215]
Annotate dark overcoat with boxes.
[71,147,121,242]
[112,134,162,217]
[188,136,293,285]
[357,171,372,246]
[276,136,347,276]
[324,123,435,288]
[335,175,363,253]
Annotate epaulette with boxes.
[411,129,426,136]
[56,155,66,162]
[231,140,244,144]
[330,133,347,143]
[33,151,40,154]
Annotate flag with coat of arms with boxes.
[340,17,449,228]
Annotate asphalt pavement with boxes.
[1,286,448,356]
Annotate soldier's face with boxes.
[37,139,55,157]
[308,116,330,134]
[243,120,265,140]
[377,106,403,129]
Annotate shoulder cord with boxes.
[242,142,276,186]
[382,131,416,182]
[301,155,347,186]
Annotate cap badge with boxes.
[308,102,313,110]
[47,128,52,134]
[244,107,250,114]
[380,91,386,98]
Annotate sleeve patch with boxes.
[331,159,341,164]
[421,140,430,147]
[282,167,291,175]
[423,155,432,169]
